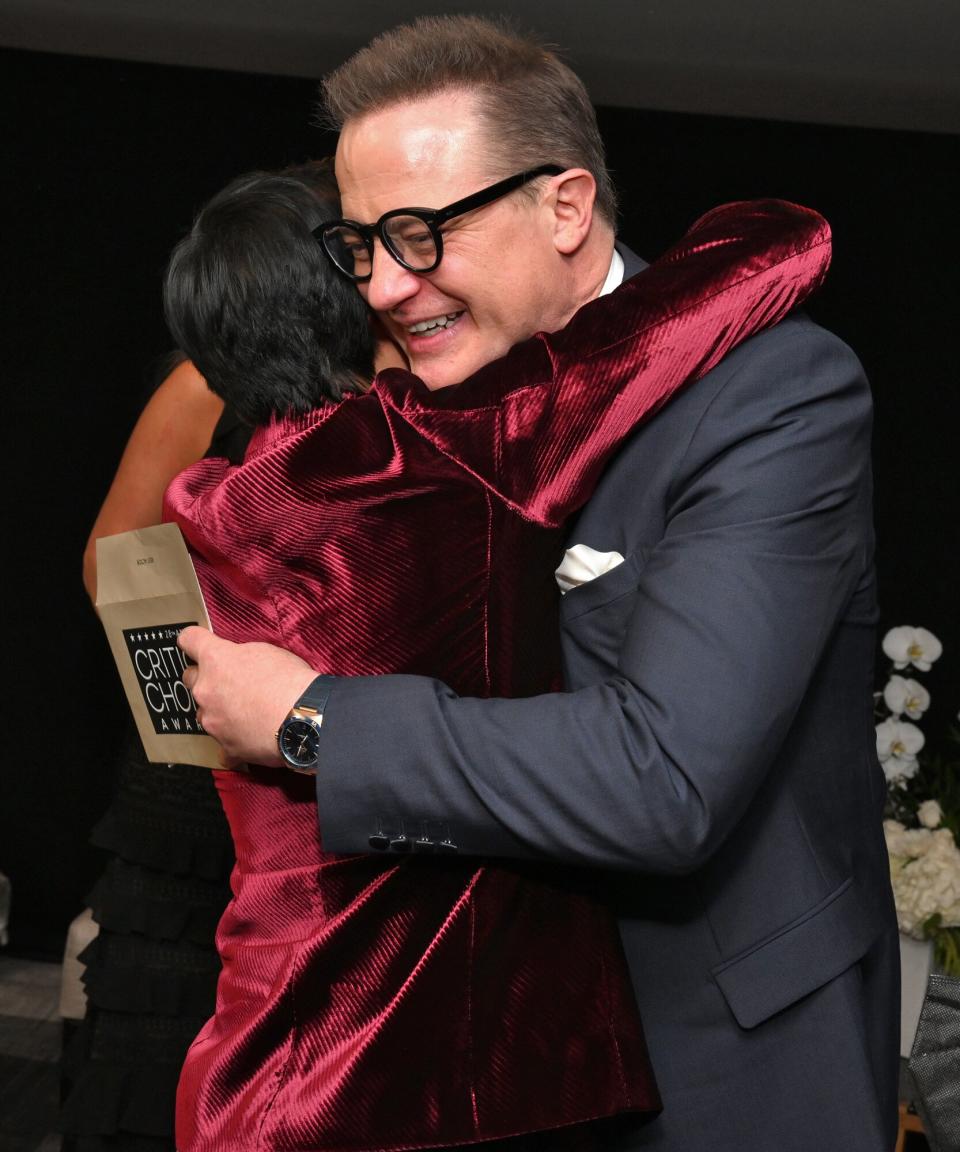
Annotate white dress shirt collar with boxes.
[599,248,625,297]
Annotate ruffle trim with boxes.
[60,1057,181,1142]
[67,1133,173,1152]
[87,861,229,946]
[61,1005,209,1143]
[90,805,234,881]
[79,935,220,1017]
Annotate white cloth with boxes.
[555,543,626,594]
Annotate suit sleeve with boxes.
[315,318,874,876]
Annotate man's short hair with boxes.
[320,15,617,226]
[164,164,374,426]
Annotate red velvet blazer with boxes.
[166,201,830,1152]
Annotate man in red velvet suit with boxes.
[181,15,900,1151]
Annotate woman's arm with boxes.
[387,200,831,526]
[83,359,225,601]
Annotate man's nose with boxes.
[363,242,422,314]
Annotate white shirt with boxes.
[599,248,625,297]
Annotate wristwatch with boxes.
[276,676,336,774]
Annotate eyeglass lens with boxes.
[324,216,439,280]
[323,226,375,280]
[382,216,437,270]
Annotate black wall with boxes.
[3,47,957,955]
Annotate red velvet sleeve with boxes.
[377,199,831,527]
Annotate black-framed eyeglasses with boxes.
[317,164,563,283]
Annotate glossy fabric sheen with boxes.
[165,201,830,1151]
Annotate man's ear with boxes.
[548,169,597,255]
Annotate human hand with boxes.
[178,627,317,767]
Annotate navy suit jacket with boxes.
[314,245,900,1150]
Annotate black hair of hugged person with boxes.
[164,167,375,426]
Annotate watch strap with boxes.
[296,675,337,717]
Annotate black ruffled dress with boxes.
[60,408,248,1151]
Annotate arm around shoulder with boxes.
[316,318,875,873]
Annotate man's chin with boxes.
[409,353,474,393]
[410,342,505,393]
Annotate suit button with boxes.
[390,836,413,853]
[368,833,390,851]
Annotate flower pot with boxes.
[899,932,934,1057]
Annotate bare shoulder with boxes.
[150,359,222,418]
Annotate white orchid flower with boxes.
[883,675,931,719]
[876,717,925,781]
[917,800,943,829]
[885,823,960,936]
[882,626,943,672]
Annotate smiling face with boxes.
[336,90,601,390]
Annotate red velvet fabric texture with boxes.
[166,201,830,1151]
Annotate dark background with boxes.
[3,46,957,956]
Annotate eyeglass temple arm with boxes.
[432,165,564,227]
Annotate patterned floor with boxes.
[0,955,63,1152]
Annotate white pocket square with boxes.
[555,544,625,594]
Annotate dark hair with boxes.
[164,165,374,426]
[320,15,617,226]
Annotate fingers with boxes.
[178,624,212,663]
[170,632,308,767]
[178,625,210,692]
[174,627,253,764]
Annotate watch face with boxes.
[279,717,321,768]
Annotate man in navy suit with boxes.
[181,15,899,1150]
